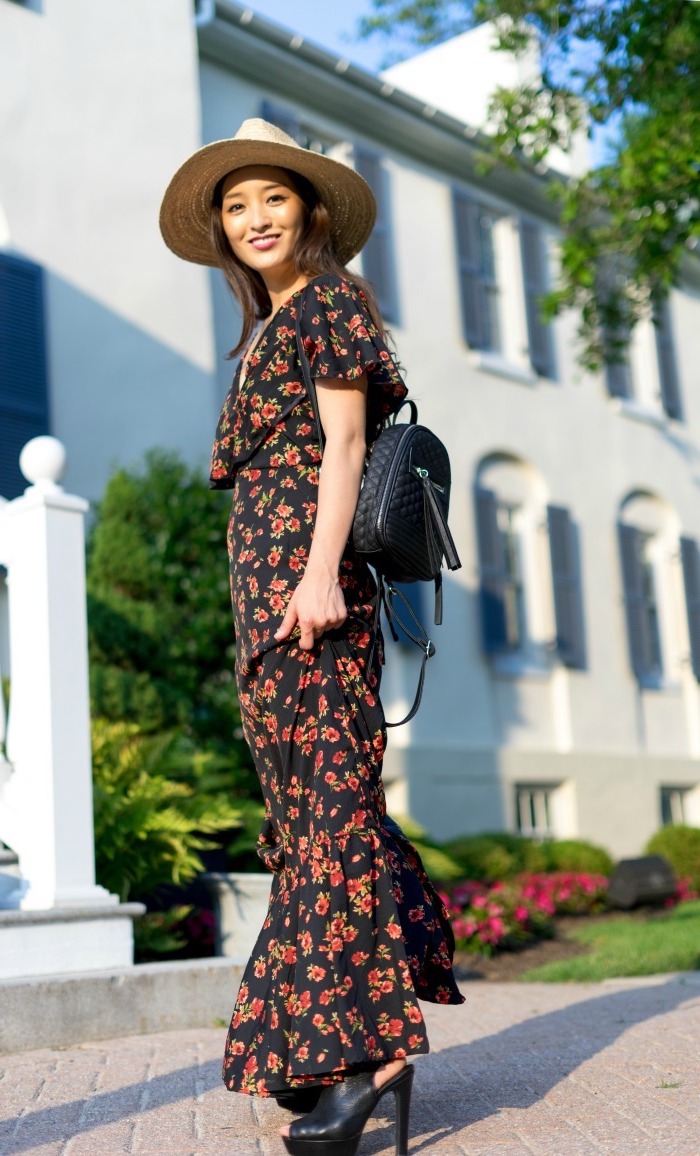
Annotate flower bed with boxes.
[443,870,697,957]
[443,872,607,956]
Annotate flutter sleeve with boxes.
[299,275,408,436]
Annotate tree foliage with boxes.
[86,452,265,944]
[87,450,252,777]
[360,0,700,369]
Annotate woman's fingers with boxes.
[275,582,348,649]
[298,620,317,650]
[274,600,298,642]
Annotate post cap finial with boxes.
[19,436,67,492]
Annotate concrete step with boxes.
[0,954,245,1055]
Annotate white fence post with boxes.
[0,437,117,911]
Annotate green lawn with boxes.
[522,900,700,982]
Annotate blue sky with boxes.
[244,1,392,73]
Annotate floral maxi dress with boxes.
[210,275,465,1098]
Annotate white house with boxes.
[2,0,700,859]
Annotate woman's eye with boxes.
[268,194,285,204]
[226,203,244,213]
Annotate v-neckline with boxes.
[238,283,310,388]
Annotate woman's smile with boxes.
[249,233,281,250]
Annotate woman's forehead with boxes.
[221,164,297,195]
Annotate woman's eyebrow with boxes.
[222,182,286,203]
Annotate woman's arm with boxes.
[274,374,368,650]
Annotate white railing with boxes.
[0,437,117,911]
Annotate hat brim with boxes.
[159,138,376,267]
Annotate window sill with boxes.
[612,397,668,429]
[637,673,682,693]
[492,649,553,679]
[469,350,538,387]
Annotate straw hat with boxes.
[159,118,377,267]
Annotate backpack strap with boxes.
[296,283,434,727]
[379,578,436,728]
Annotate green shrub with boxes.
[133,905,194,959]
[86,450,255,791]
[441,832,613,882]
[540,839,614,876]
[645,825,700,890]
[442,832,548,881]
[92,718,261,903]
[394,816,464,882]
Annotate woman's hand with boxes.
[274,564,347,650]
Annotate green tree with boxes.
[86,452,265,956]
[360,0,700,369]
[87,449,255,791]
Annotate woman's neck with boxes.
[265,272,311,318]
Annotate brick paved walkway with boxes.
[1,973,699,1155]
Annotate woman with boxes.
[160,119,464,1156]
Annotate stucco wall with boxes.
[0,0,217,500]
[199,47,700,857]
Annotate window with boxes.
[660,786,689,827]
[0,253,51,500]
[519,219,556,379]
[547,505,586,669]
[475,486,507,652]
[515,785,554,838]
[597,258,633,399]
[653,299,682,420]
[498,503,526,650]
[618,523,663,683]
[680,536,700,681]
[453,191,500,352]
[474,486,526,653]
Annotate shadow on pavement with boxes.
[362,974,700,1153]
[1,974,698,1153]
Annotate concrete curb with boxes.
[0,955,245,1055]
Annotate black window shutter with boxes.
[354,147,398,322]
[453,190,488,350]
[654,300,682,420]
[520,219,556,379]
[618,523,656,679]
[0,253,50,500]
[597,257,633,398]
[680,536,700,680]
[474,486,508,652]
[605,358,633,399]
[547,504,585,669]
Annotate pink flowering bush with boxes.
[444,866,698,957]
[444,871,608,956]
[441,878,554,956]
[667,876,698,907]
[518,871,609,916]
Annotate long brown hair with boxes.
[210,167,384,357]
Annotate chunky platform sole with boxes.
[281,1063,414,1156]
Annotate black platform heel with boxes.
[273,1085,323,1114]
[281,1062,414,1156]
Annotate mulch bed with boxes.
[452,912,626,982]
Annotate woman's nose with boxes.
[248,202,272,230]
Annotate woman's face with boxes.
[219,164,307,285]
